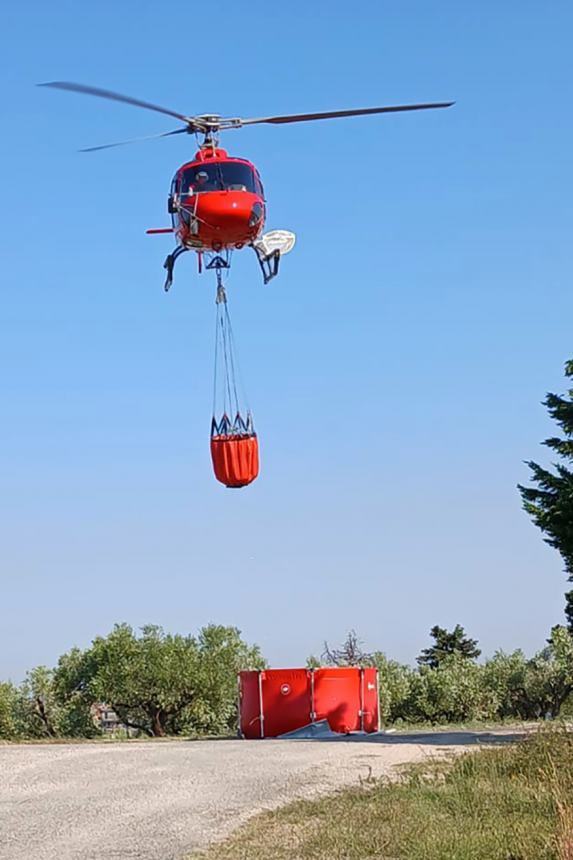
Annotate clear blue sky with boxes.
[1,1,572,680]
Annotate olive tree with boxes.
[55,622,266,737]
[85,624,201,736]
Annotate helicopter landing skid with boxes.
[252,245,280,285]
[163,246,188,292]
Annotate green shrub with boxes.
[406,655,498,723]
[372,653,415,723]
[0,681,23,739]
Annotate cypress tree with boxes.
[519,360,573,629]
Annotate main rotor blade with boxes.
[240,102,454,126]
[38,81,190,123]
[79,127,188,153]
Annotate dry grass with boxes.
[192,727,573,860]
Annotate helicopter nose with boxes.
[195,191,263,246]
[198,191,256,226]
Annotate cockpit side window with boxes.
[254,171,265,200]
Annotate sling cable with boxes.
[210,274,259,488]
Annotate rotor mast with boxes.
[196,117,222,152]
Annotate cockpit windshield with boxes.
[181,162,257,195]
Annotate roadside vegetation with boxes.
[316,625,573,726]
[0,624,265,740]
[192,727,573,860]
[1,621,573,742]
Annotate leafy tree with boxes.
[54,623,265,738]
[482,650,529,719]
[0,682,22,739]
[409,655,497,723]
[417,624,481,669]
[483,629,573,721]
[53,647,101,737]
[0,660,99,741]
[20,666,60,738]
[178,624,266,735]
[372,653,415,723]
[566,592,573,634]
[519,359,573,627]
[85,624,201,737]
[533,626,573,718]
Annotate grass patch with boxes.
[193,727,573,860]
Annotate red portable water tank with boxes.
[239,667,379,738]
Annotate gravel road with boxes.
[0,731,519,860]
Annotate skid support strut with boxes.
[163,246,188,292]
[252,245,280,284]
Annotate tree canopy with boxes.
[53,622,265,737]
[417,624,481,668]
[519,359,573,626]
[3,619,573,740]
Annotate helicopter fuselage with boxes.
[169,148,266,252]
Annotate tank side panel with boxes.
[314,668,362,733]
[239,671,262,739]
[260,669,312,737]
[362,667,380,733]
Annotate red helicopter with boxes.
[39,82,454,293]
[40,82,454,488]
